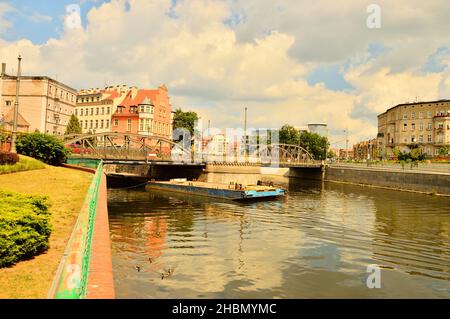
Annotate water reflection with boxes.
[108,176,450,298]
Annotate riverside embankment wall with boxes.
[325,166,450,196]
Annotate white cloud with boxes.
[0,2,13,34]
[28,12,53,23]
[0,0,449,147]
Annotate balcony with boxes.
[434,113,450,118]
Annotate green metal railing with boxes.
[66,157,101,169]
[48,161,103,299]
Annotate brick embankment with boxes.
[86,172,115,299]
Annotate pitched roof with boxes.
[3,109,30,127]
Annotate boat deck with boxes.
[146,180,285,200]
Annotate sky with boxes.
[0,0,450,147]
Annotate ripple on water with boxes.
[108,181,450,298]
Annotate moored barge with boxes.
[146,179,285,201]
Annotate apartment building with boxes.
[0,62,77,135]
[75,85,132,134]
[111,85,173,139]
[377,100,450,158]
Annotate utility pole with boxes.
[11,55,22,153]
[345,128,349,160]
[244,107,248,163]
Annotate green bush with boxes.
[0,151,19,165]
[0,190,51,268]
[16,132,68,165]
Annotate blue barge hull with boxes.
[146,181,285,200]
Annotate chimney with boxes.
[1,63,6,75]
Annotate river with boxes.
[107,174,450,298]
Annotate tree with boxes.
[438,146,449,156]
[65,114,82,135]
[279,124,299,145]
[172,108,199,137]
[299,131,330,160]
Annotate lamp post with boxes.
[10,55,22,153]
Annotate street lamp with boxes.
[10,55,22,153]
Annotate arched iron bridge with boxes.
[59,132,317,164]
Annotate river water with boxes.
[107,174,450,298]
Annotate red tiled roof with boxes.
[112,89,160,118]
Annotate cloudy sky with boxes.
[1,0,449,147]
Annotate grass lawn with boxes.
[0,155,45,174]
[0,162,92,298]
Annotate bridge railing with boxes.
[48,161,103,299]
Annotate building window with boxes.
[127,119,132,131]
[106,119,110,128]
[114,119,118,127]
[411,136,415,143]
[403,113,407,119]
[96,108,99,115]
[411,123,415,131]
[427,111,432,118]
[100,119,104,128]
[403,123,407,131]
[80,108,84,116]
[428,135,432,142]
[5,100,11,107]
[102,107,105,115]
[90,120,93,129]
[95,120,98,129]
[428,123,432,130]
[419,135,423,143]
[107,107,110,115]
[80,120,83,128]
[140,106,145,113]
[411,112,415,119]
[97,97,100,102]
[419,112,423,119]
[49,86,52,94]
[90,108,93,116]
[84,121,88,129]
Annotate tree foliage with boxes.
[65,114,82,135]
[172,108,199,137]
[279,124,300,145]
[438,146,449,156]
[16,132,68,165]
[299,131,330,160]
[397,144,427,162]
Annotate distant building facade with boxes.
[75,85,131,134]
[0,62,77,135]
[378,100,450,158]
[353,138,378,161]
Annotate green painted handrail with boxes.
[50,161,103,299]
